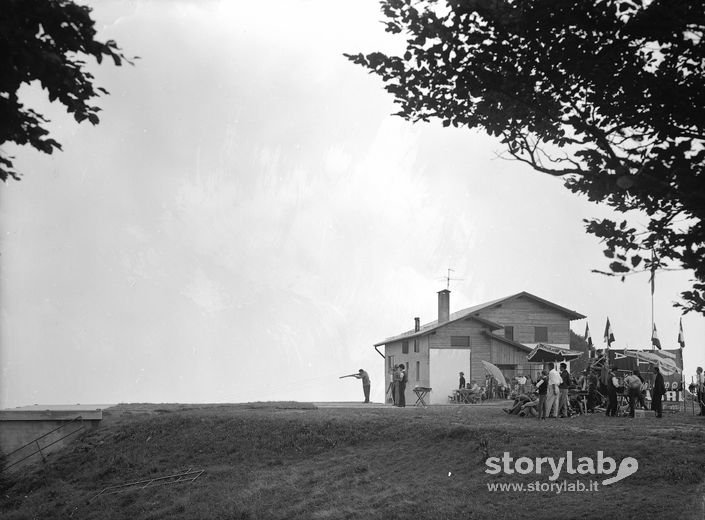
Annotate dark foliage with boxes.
[346,0,705,314]
[0,0,132,182]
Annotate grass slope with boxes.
[2,402,705,519]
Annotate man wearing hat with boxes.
[459,372,466,390]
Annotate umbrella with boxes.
[481,360,508,387]
[526,343,584,363]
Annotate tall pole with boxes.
[650,249,656,352]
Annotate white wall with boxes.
[429,348,471,405]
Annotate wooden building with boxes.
[374,290,585,405]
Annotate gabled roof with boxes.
[373,314,503,347]
[482,330,533,353]
[373,291,585,347]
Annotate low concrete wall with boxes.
[1,408,103,470]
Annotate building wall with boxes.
[384,318,504,404]
[476,295,572,347]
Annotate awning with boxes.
[623,349,682,376]
[481,360,508,387]
[526,343,584,363]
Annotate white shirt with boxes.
[548,368,561,386]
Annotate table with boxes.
[455,389,481,404]
[413,387,432,407]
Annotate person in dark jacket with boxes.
[397,364,407,407]
[536,370,549,420]
[459,372,466,390]
[652,366,666,418]
[558,363,571,417]
[606,369,619,417]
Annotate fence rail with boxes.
[4,415,85,470]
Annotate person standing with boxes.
[633,368,647,409]
[398,364,407,407]
[652,366,665,418]
[606,368,619,417]
[535,369,549,420]
[624,371,642,418]
[587,369,599,413]
[697,367,705,416]
[459,372,466,390]
[354,369,371,403]
[545,363,561,418]
[558,363,571,418]
[392,365,401,406]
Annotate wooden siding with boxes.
[427,318,491,384]
[384,318,531,395]
[475,295,572,346]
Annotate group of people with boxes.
[504,363,672,420]
[389,364,408,407]
[602,365,666,418]
[504,362,668,419]
[455,372,483,402]
[505,362,573,419]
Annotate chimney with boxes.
[438,289,450,323]
[414,317,420,332]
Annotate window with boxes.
[534,326,548,343]
[413,338,419,353]
[450,336,470,347]
[416,361,420,381]
[402,340,409,354]
[504,326,514,341]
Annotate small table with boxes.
[413,387,432,407]
[456,389,480,404]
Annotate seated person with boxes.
[519,398,539,417]
[503,393,537,415]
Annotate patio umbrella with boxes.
[481,360,508,387]
[526,343,584,363]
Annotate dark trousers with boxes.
[627,388,640,417]
[606,388,618,416]
[587,387,597,411]
[398,382,406,407]
[363,384,370,403]
[652,393,663,417]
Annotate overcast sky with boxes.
[1,0,703,408]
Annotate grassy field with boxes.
[2,402,705,519]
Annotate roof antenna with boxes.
[439,268,464,290]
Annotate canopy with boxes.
[623,349,682,376]
[526,343,584,363]
[481,360,508,387]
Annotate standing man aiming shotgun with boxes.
[340,369,371,403]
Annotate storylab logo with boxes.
[485,451,638,492]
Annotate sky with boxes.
[1,0,703,408]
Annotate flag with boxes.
[604,317,615,348]
[585,323,594,358]
[651,323,661,350]
[678,318,685,349]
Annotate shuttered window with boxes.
[504,326,514,341]
[534,327,548,342]
[402,340,409,354]
[450,336,470,347]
